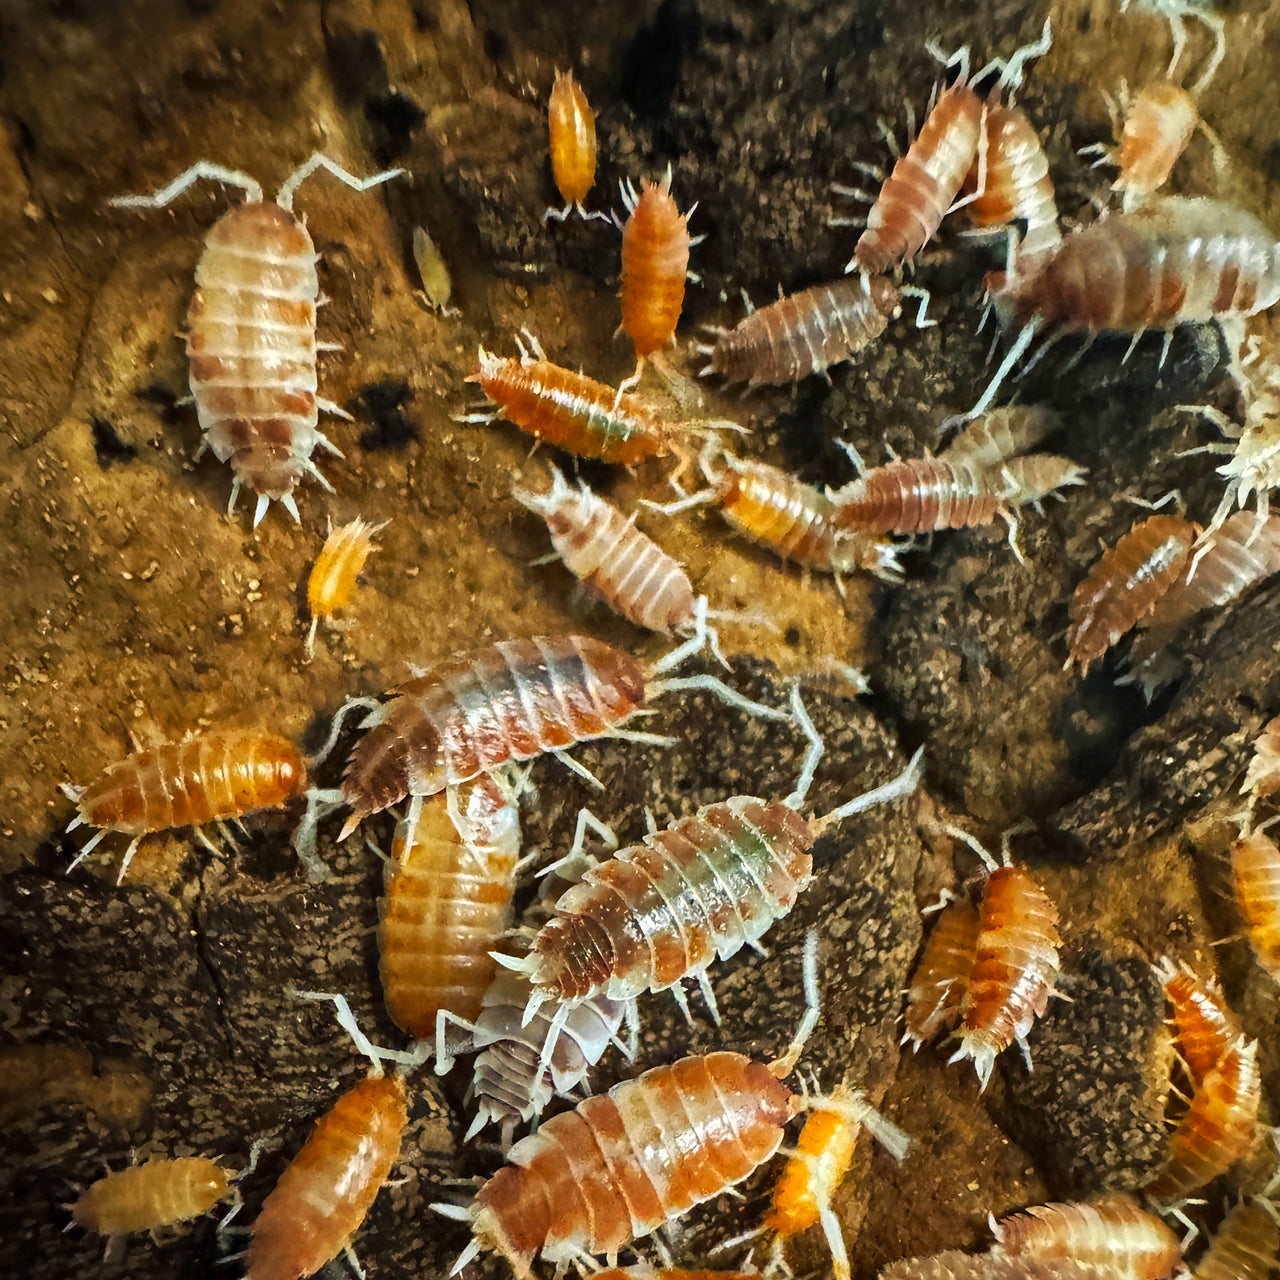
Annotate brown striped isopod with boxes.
[940,406,1061,468]
[1065,513,1198,671]
[1192,1195,1280,1280]
[71,1156,233,1240]
[697,275,922,388]
[377,773,522,1043]
[64,726,309,884]
[973,198,1280,416]
[545,70,602,222]
[111,154,401,525]
[902,896,981,1050]
[1231,830,1280,983]
[990,1193,1182,1280]
[513,466,703,638]
[305,517,387,658]
[1146,1035,1261,1198]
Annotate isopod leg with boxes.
[538,807,619,880]
[552,749,606,791]
[66,827,108,874]
[695,970,722,1026]
[114,835,144,886]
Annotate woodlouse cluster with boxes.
[40,4,1280,1279]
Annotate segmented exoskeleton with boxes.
[902,897,981,1050]
[71,1158,233,1239]
[545,70,600,222]
[1066,514,1197,671]
[940,406,1061,468]
[111,154,401,524]
[1232,830,1280,982]
[1155,957,1243,1085]
[1192,1196,1280,1280]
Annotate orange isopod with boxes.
[1232,830,1280,983]
[64,727,308,883]
[1065,514,1197,671]
[378,774,521,1041]
[1156,957,1243,1084]
[1112,82,1202,210]
[952,853,1062,1090]
[991,1193,1181,1280]
[305,517,387,658]
[1147,1036,1261,1198]
[619,169,693,374]
[1193,1195,1280,1280]
[902,897,981,1050]
[1242,714,1280,809]
[545,70,599,221]
[247,1071,408,1280]
[72,1156,232,1237]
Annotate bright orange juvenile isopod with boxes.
[545,70,600,222]
[305,517,387,658]
[1232,829,1280,983]
[71,1156,232,1238]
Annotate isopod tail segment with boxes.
[110,153,402,527]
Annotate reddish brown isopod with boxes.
[71,1157,232,1238]
[1156,957,1243,1085]
[514,467,700,636]
[902,897,981,1050]
[64,727,308,883]
[619,170,693,372]
[377,774,521,1042]
[1065,514,1197,671]
[111,154,401,524]
[1232,830,1280,983]
[699,275,907,387]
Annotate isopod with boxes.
[1146,1035,1261,1197]
[71,1156,233,1238]
[964,102,1061,262]
[1242,714,1280,809]
[902,896,981,1050]
[972,198,1280,417]
[881,1248,1105,1280]
[513,466,701,637]
[377,774,521,1042]
[1109,82,1205,210]
[1129,511,1280,664]
[696,275,916,388]
[618,168,694,380]
[1192,1195,1280,1280]
[63,727,308,883]
[305,517,387,658]
[1065,514,1197,671]
[545,70,600,222]
[946,828,1062,1090]
[248,995,416,1280]
[940,407,1061,469]
[331,609,792,841]
[497,690,923,1022]
[111,154,401,525]
[1156,957,1243,1084]
[654,448,905,588]
[990,1193,1181,1280]
[1231,830,1280,982]
[461,338,673,465]
[435,935,907,1277]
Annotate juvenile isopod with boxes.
[247,994,417,1280]
[971,198,1280,416]
[1128,511,1280,665]
[1231,830,1280,983]
[377,773,522,1043]
[945,827,1062,1090]
[1242,714,1280,810]
[544,70,602,222]
[461,337,674,465]
[435,935,909,1277]
[940,407,1061,469]
[1065,513,1197,671]
[63,726,309,883]
[990,1193,1181,1280]
[111,153,401,524]
[513,466,703,638]
[1192,1195,1280,1280]
[305,517,387,658]
[696,275,922,388]
[1155,957,1243,1084]
[651,448,906,589]
[1146,1035,1261,1198]
[71,1156,233,1240]
[327,608,793,843]
[497,690,923,1024]
[618,168,695,385]
[902,896,981,1050]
